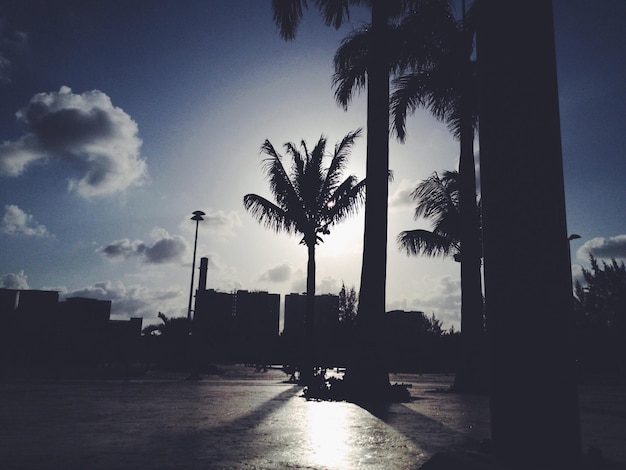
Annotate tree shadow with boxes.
[363,399,486,457]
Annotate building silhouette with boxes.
[0,288,142,372]
[193,257,280,364]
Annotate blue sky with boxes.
[1,1,624,329]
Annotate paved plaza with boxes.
[0,367,624,469]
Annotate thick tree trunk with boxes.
[477,0,581,466]
[347,0,391,400]
[453,57,487,393]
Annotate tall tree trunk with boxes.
[477,0,581,466]
[453,55,487,393]
[302,241,316,385]
[348,0,391,401]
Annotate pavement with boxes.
[0,367,624,469]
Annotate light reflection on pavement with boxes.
[0,368,623,468]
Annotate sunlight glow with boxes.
[303,400,360,468]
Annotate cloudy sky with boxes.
[1,1,624,329]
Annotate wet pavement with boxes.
[0,367,624,469]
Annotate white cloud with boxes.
[97,227,189,265]
[1,204,52,237]
[290,274,306,295]
[0,86,147,198]
[181,209,242,238]
[198,252,242,292]
[0,270,30,289]
[389,178,418,210]
[61,280,186,321]
[259,263,292,283]
[388,275,462,329]
[576,235,626,260]
[142,228,188,264]
[255,263,342,296]
[317,276,340,295]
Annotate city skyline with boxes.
[1,1,625,329]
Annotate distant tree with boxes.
[243,130,364,384]
[142,313,191,369]
[338,282,358,325]
[574,254,626,331]
[142,312,190,337]
[426,312,443,336]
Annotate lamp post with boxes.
[187,210,205,321]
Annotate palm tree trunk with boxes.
[477,0,581,465]
[453,57,487,393]
[302,241,316,385]
[348,0,391,400]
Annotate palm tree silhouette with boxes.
[142,312,191,369]
[393,7,486,392]
[333,2,485,392]
[273,0,455,398]
[243,130,364,384]
[335,2,485,392]
[397,170,461,260]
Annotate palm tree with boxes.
[335,1,485,392]
[397,170,461,260]
[243,130,364,384]
[334,2,484,392]
[142,313,191,369]
[391,4,485,392]
[273,0,455,400]
[398,171,486,391]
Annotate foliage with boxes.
[141,312,191,370]
[338,282,358,324]
[332,1,457,114]
[243,130,365,247]
[427,312,443,336]
[272,0,457,396]
[243,130,364,384]
[142,312,190,337]
[389,3,477,142]
[397,170,461,259]
[574,254,626,330]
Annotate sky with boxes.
[1,1,625,330]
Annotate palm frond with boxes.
[390,74,427,142]
[272,0,308,40]
[332,27,369,109]
[388,3,478,142]
[284,141,306,199]
[247,131,364,246]
[260,140,302,210]
[413,171,459,224]
[302,136,326,219]
[391,68,460,140]
[243,194,299,235]
[314,0,353,29]
[397,228,458,258]
[325,175,365,225]
[397,170,463,260]
[393,1,457,71]
[321,128,362,198]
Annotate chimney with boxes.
[198,257,208,292]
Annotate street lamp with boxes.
[187,210,205,321]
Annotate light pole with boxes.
[187,210,205,321]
